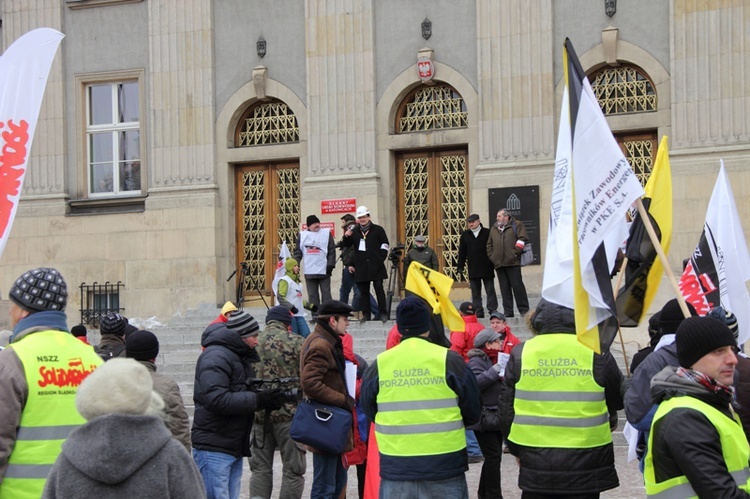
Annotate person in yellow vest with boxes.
[0,267,103,498]
[360,295,482,498]
[500,298,624,498]
[645,316,750,498]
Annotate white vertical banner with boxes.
[0,28,64,259]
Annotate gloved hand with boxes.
[256,389,285,411]
[343,395,356,412]
[326,265,334,276]
[303,301,319,314]
[290,306,299,314]
[491,363,505,378]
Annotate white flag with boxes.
[0,28,64,259]
[679,162,750,345]
[542,39,644,352]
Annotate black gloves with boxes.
[303,301,319,313]
[256,389,285,411]
[343,395,356,412]
[290,306,299,314]
[326,265,334,276]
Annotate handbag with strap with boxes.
[479,406,502,432]
[290,397,353,454]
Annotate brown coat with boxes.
[299,322,353,453]
[487,217,528,268]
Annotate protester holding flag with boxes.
[501,298,624,497]
[486,209,530,318]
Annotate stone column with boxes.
[305,0,376,174]
[4,1,65,195]
[476,0,555,164]
[148,0,215,186]
[671,1,750,148]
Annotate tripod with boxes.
[226,262,270,311]
[386,256,404,319]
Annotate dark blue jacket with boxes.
[191,322,260,457]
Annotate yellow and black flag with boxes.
[616,136,672,327]
[405,261,464,337]
[541,39,644,353]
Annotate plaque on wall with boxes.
[488,186,541,266]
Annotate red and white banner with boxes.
[0,28,64,259]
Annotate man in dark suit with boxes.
[457,213,497,318]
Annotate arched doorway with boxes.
[589,64,659,186]
[394,84,468,281]
[234,99,300,299]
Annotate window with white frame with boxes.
[86,81,141,196]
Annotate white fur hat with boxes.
[76,358,153,421]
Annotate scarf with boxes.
[471,224,482,237]
[11,310,69,342]
[676,366,735,398]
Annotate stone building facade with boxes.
[1,0,748,326]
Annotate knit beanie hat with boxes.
[9,267,67,312]
[396,296,431,337]
[658,298,697,334]
[676,316,737,369]
[71,324,88,338]
[265,305,293,325]
[126,330,160,361]
[100,313,127,336]
[76,358,153,420]
[227,310,260,338]
[707,306,740,341]
[306,214,321,227]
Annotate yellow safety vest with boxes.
[1,330,102,499]
[375,338,465,457]
[508,334,610,449]
[644,395,750,499]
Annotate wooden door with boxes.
[395,149,468,283]
[235,162,299,302]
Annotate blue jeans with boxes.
[192,448,243,499]
[466,429,483,456]
[291,316,310,337]
[339,268,361,310]
[312,452,347,499]
[379,475,469,499]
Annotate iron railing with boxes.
[79,281,125,326]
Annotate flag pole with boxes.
[634,198,692,318]
[612,256,631,376]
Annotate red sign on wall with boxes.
[321,198,357,214]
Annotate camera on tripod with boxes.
[389,243,406,263]
[248,377,301,404]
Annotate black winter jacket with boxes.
[499,300,624,495]
[457,226,495,279]
[624,341,679,429]
[191,323,260,457]
[649,367,750,498]
[467,348,503,432]
[341,222,389,282]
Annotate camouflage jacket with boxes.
[253,320,304,422]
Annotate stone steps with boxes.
[138,298,634,446]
